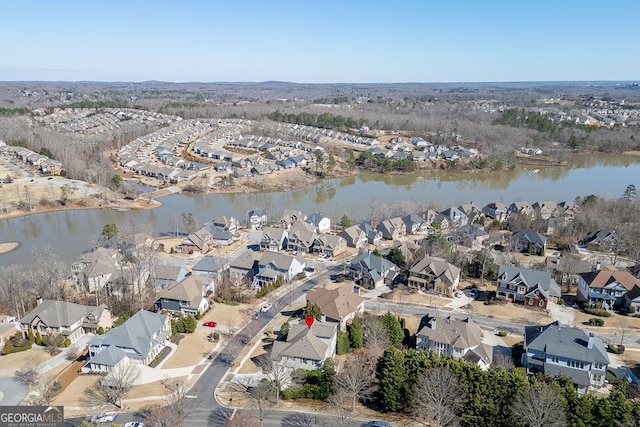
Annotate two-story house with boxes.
[247,208,268,230]
[306,285,365,331]
[310,234,347,258]
[286,222,317,253]
[83,310,171,373]
[408,256,461,296]
[402,213,429,235]
[510,229,547,256]
[338,225,368,249]
[20,298,112,343]
[358,222,382,245]
[496,265,561,309]
[305,213,331,233]
[252,251,305,289]
[155,274,213,316]
[376,217,406,240]
[531,201,560,220]
[152,264,190,289]
[481,202,508,222]
[580,229,625,253]
[437,207,469,229]
[191,255,229,281]
[259,227,288,252]
[416,315,492,371]
[347,251,401,289]
[209,216,240,235]
[577,264,640,309]
[507,201,535,218]
[522,321,609,394]
[270,322,337,371]
[0,314,18,347]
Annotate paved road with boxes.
[0,376,30,406]
[65,264,365,426]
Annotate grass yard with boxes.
[162,332,216,369]
[470,301,554,325]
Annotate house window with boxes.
[592,374,602,382]
[550,356,559,363]
[594,363,604,370]
[568,360,585,369]
[538,300,544,307]
[529,299,534,305]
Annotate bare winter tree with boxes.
[82,360,141,409]
[161,377,197,424]
[512,382,567,427]
[363,315,391,362]
[224,411,262,427]
[334,353,377,412]
[248,380,276,425]
[412,367,462,427]
[326,391,355,427]
[143,406,185,427]
[15,356,42,388]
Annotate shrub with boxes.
[62,338,71,348]
[588,318,605,326]
[96,326,105,335]
[213,332,220,340]
[336,331,350,355]
[608,343,626,354]
[584,308,611,317]
[497,330,508,337]
[282,384,306,400]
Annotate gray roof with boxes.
[525,321,609,365]
[192,255,227,273]
[89,310,167,358]
[410,256,461,286]
[511,229,547,246]
[498,265,561,298]
[87,346,127,368]
[417,315,483,350]
[21,300,106,329]
[153,264,185,281]
[350,252,398,275]
[271,322,336,362]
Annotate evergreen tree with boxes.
[318,359,336,399]
[349,316,363,349]
[35,331,42,346]
[340,214,351,228]
[183,315,197,333]
[380,312,404,348]
[336,331,350,355]
[27,328,35,344]
[376,348,405,412]
[385,247,406,269]
[305,301,322,320]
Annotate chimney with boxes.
[430,317,437,330]
[36,296,43,306]
[595,262,601,272]
[353,285,361,296]
[587,333,595,349]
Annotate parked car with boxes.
[305,267,315,273]
[254,312,262,319]
[261,303,273,312]
[91,412,118,423]
[124,423,145,427]
[455,291,464,298]
[203,321,217,327]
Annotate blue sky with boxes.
[1,0,638,83]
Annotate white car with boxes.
[124,422,145,427]
[261,303,273,312]
[91,412,118,423]
[455,291,464,298]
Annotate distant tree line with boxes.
[267,110,364,131]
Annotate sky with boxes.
[1,0,638,83]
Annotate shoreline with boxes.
[0,242,20,255]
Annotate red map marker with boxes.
[305,315,315,329]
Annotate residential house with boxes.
[83,310,171,372]
[72,247,119,293]
[376,217,406,240]
[544,255,591,290]
[209,216,239,234]
[338,225,368,249]
[358,222,382,245]
[305,213,331,233]
[407,256,461,296]
[416,315,492,371]
[152,264,189,289]
[496,265,561,309]
[228,250,258,281]
[252,252,305,289]
[120,232,156,253]
[458,203,483,224]
[20,298,112,343]
[508,201,535,218]
[306,285,365,331]
[179,228,213,254]
[532,201,559,220]
[402,213,429,235]
[347,251,402,289]
[156,274,213,316]
[280,209,306,229]
[437,207,469,229]
[259,227,288,252]
[482,202,508,222]
[191,255,229,280]
[581,230,625,253]
[522,321,609,393]
[270,322,337,371]
[577,264,640,309]
[510,229,547,256]
[247,208,268,230]
[311,234,347,257]
[286,221,317,253]
[455,224,489,249]
[207,227,234,246]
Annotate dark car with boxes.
[362,422,391,427]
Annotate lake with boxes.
[1,153,639,265]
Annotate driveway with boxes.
[0,376,30,405]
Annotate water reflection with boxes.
[1,153,640,265]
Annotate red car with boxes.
[203,321,217,328]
